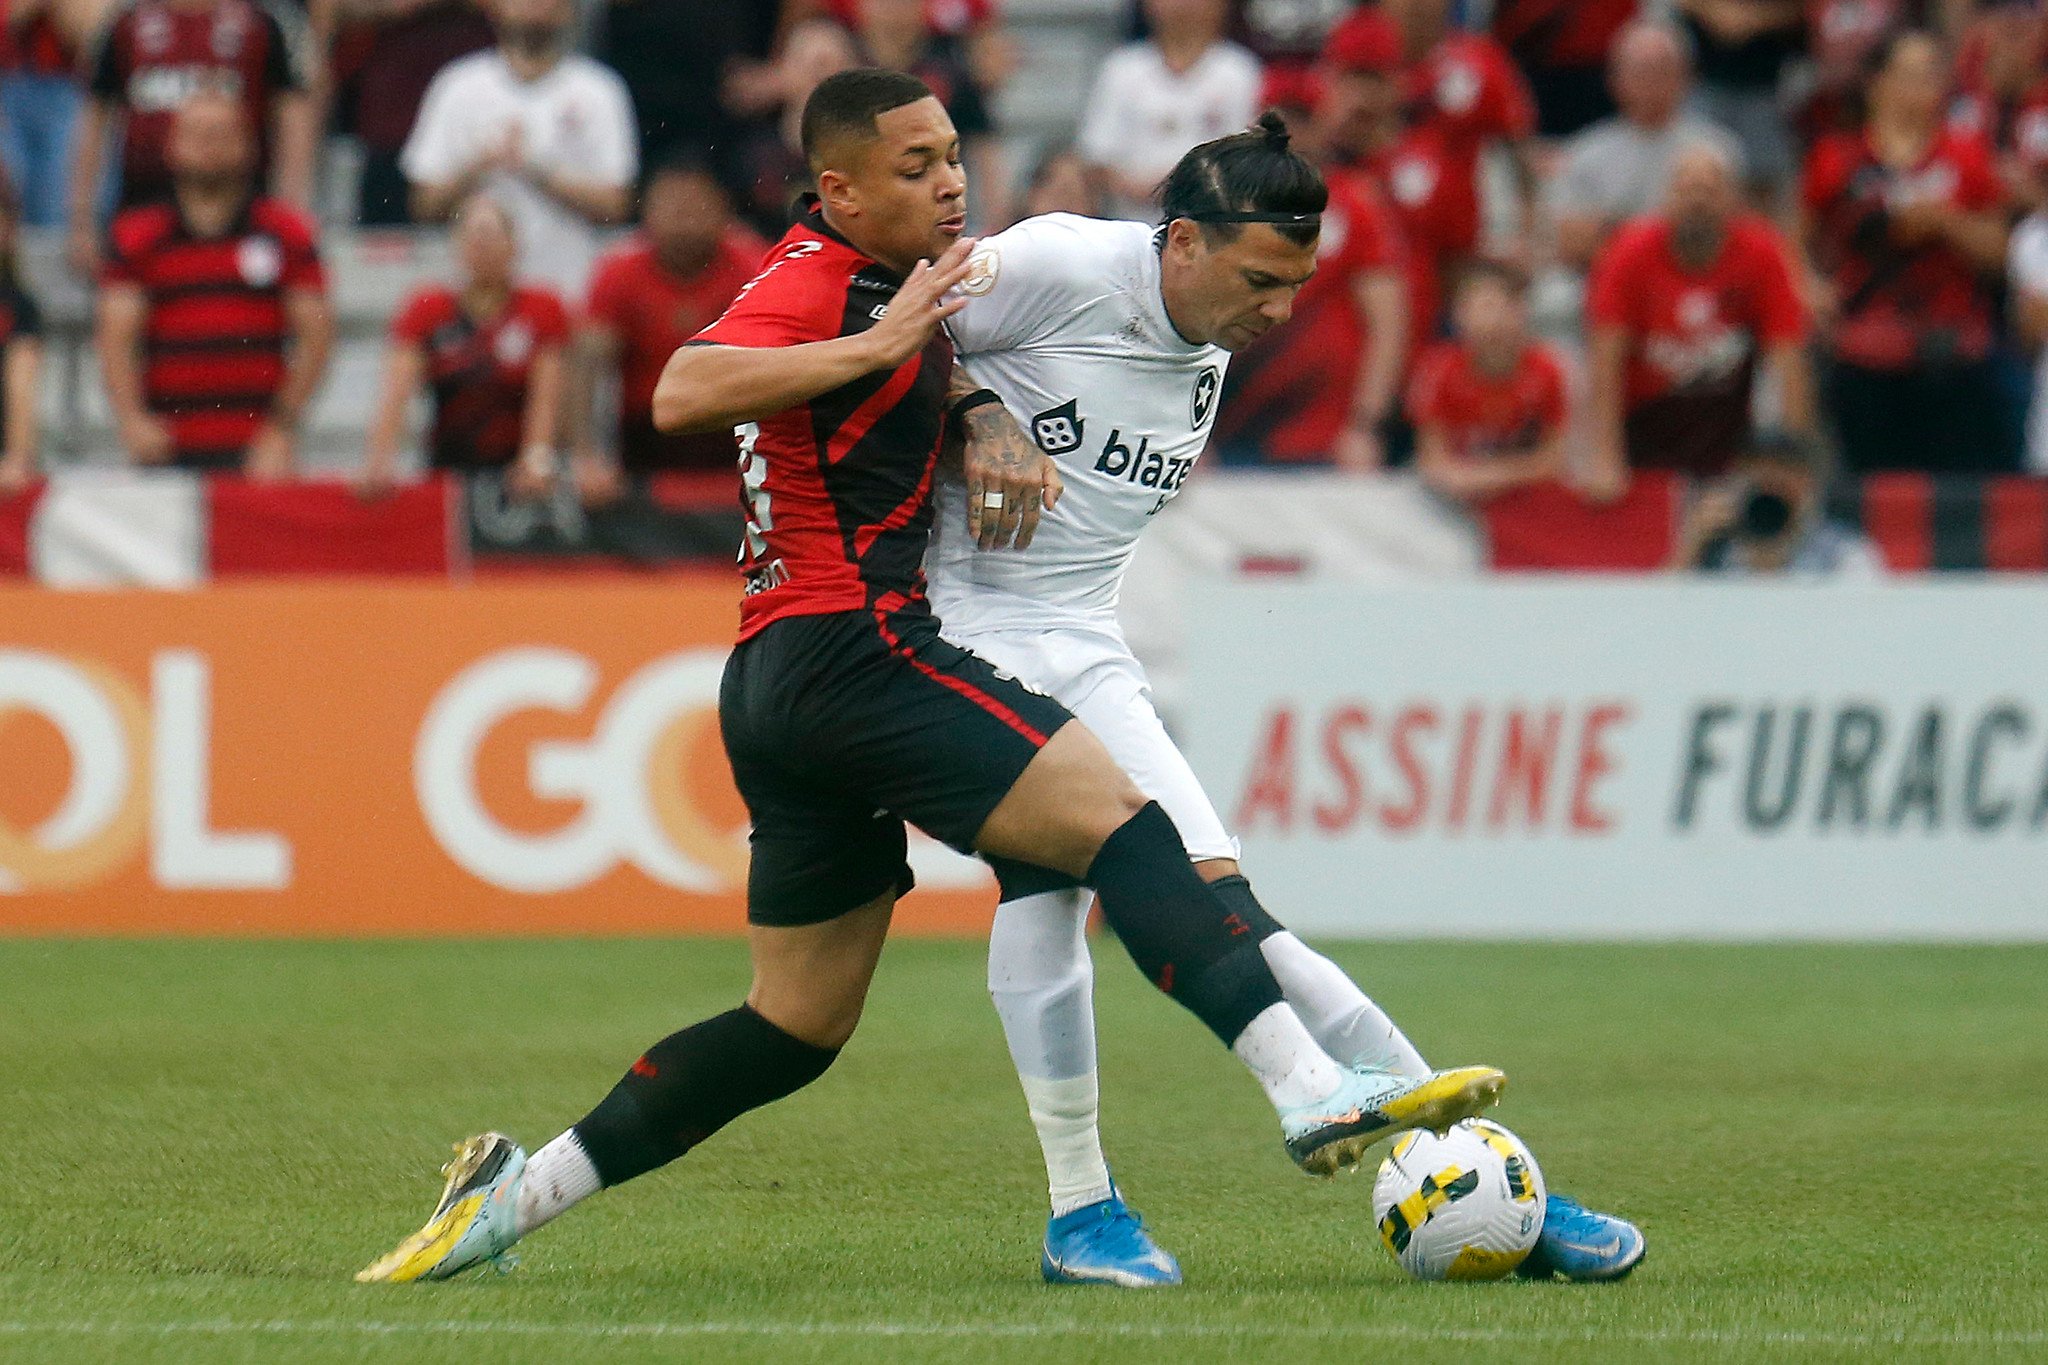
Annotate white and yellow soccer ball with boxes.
[1370,1119,1546,1281]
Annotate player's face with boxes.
[1163,221,1319,352]
[821,97,968,274]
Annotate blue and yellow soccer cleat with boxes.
[1517,1193,1646,1282]
[1041,1187,1183,1288]
[355,1133,526,1283]
[1282,1065,1506,1177]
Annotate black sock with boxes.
[571,1004,840,1187]
[1206,872,1285,943]
[1084,802,1284,1046]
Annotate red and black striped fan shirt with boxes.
[689,198,954,642]
[103,196,325,467]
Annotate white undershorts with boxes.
[941,620,1241,864]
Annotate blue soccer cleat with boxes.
[1517,1193,1646,1282]
[1041,1188,1183,1288]
[1281,1064,1506,1177]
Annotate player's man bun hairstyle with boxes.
[1158,110,1327,247]
[800,67,937,172]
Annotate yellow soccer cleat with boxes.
[356,1132,527,1283]
[1282,1065,1507,1177]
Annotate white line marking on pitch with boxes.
[0,1320,2042,1347]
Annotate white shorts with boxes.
[944,621,1241,864]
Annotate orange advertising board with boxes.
[0,580,996,935]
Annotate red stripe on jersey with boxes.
[825,352,922,465]
[871,598,1052,747]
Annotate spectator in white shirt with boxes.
[1076,0,1260,221]
[400,0,637,297]
[1549,22,1741,275]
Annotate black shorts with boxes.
[719,607,1075,927]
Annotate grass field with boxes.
[1,938,2045,1363]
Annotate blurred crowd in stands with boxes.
[2,0,2047,572]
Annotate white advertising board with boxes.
[1178,580,2048,939]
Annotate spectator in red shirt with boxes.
[360,192,568,496]
[569,158,769,502]
[96,90,331,476]
[1586,138,1812,494]
[1309,10,1458,362]
[1213,154,1408,467]
[1407,259,1568,504]
[69,0,314,275]
[1803,28,2015,473]
[0,180,45,491]
[1380,0,1539,261]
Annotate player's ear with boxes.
[818,166,859,219]
[1163,218,1202,261]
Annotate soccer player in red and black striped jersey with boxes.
[359,70,1503,1286]
[96,91,332,476]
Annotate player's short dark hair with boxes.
[1158,111,1327,247]
[799,68,936,172]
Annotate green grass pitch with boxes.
[1,938,2044,1363]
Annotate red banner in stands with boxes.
[1481,471,1684,571]
[208,478,459,577]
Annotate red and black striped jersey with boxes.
[691,199,954,642]
[103,195,325,467]
[392,284,569,469]
[87,0,310,207]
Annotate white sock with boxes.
[1233,1002,1347,1110]
[989,888,1112,1213]
[1260,931,1431,1078]
[1019,1072,1115,1216]
[513,1129,603,1237]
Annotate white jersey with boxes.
[930,214,1229,635]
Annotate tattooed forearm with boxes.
[962,404,1043,475]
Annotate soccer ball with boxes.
[1370,1119,1546,1281]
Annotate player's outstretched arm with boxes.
[950,372,1063,551]
[652,241,976,435]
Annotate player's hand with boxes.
[961,398,1063,550]
[245,422,296,482]
[862,237,976,371]
[120,413,175,466]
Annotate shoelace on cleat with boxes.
[1543,1196,1617,1244]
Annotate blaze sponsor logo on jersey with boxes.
[1031,398,1084,455]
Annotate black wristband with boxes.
[947,388,1004,423]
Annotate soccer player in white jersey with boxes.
[932,114,1647,1288]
